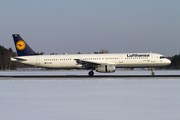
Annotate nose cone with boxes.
[166,59,171,65]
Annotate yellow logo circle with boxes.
[16,40,26,50]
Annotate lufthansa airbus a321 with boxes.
[11,34,171,76]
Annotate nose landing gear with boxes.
[151,67,155,76]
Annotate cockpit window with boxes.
[160,56,165,59]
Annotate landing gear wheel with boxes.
[151,67,155,76]
[88,71,94,76]
[151,72,155,76]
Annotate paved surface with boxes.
[1,75,180,78]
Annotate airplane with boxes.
[11,34,171,76]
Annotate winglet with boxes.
[12,34,38,56]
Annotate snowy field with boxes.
[1,70,180,76]
[0,71,180,120]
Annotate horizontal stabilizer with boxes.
[11,57,27,61]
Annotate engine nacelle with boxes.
[96,65,116,73]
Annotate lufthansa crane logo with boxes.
[16,40,26,50]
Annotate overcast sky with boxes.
[0,0,180,56]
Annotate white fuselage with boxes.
[12,53,171,69]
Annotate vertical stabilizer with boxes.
[12,34,38,56]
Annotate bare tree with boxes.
[99,49,109,54]
[0,45,16,70]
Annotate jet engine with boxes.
[96,64,116,73]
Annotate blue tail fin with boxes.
[12,34,38,56]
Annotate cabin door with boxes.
[36,56,40,66]
[151,54,156,62]
[119,56,123,63]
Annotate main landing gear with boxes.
[151,67,155,76]
[88,70,94,76]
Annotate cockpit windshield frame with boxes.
[160,56,165,59]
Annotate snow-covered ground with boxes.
[0,70,180,76]
[0,71,180,120]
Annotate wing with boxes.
[74,59,102,69]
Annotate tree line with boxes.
[168,55,180,69]
[0,45,16,70]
